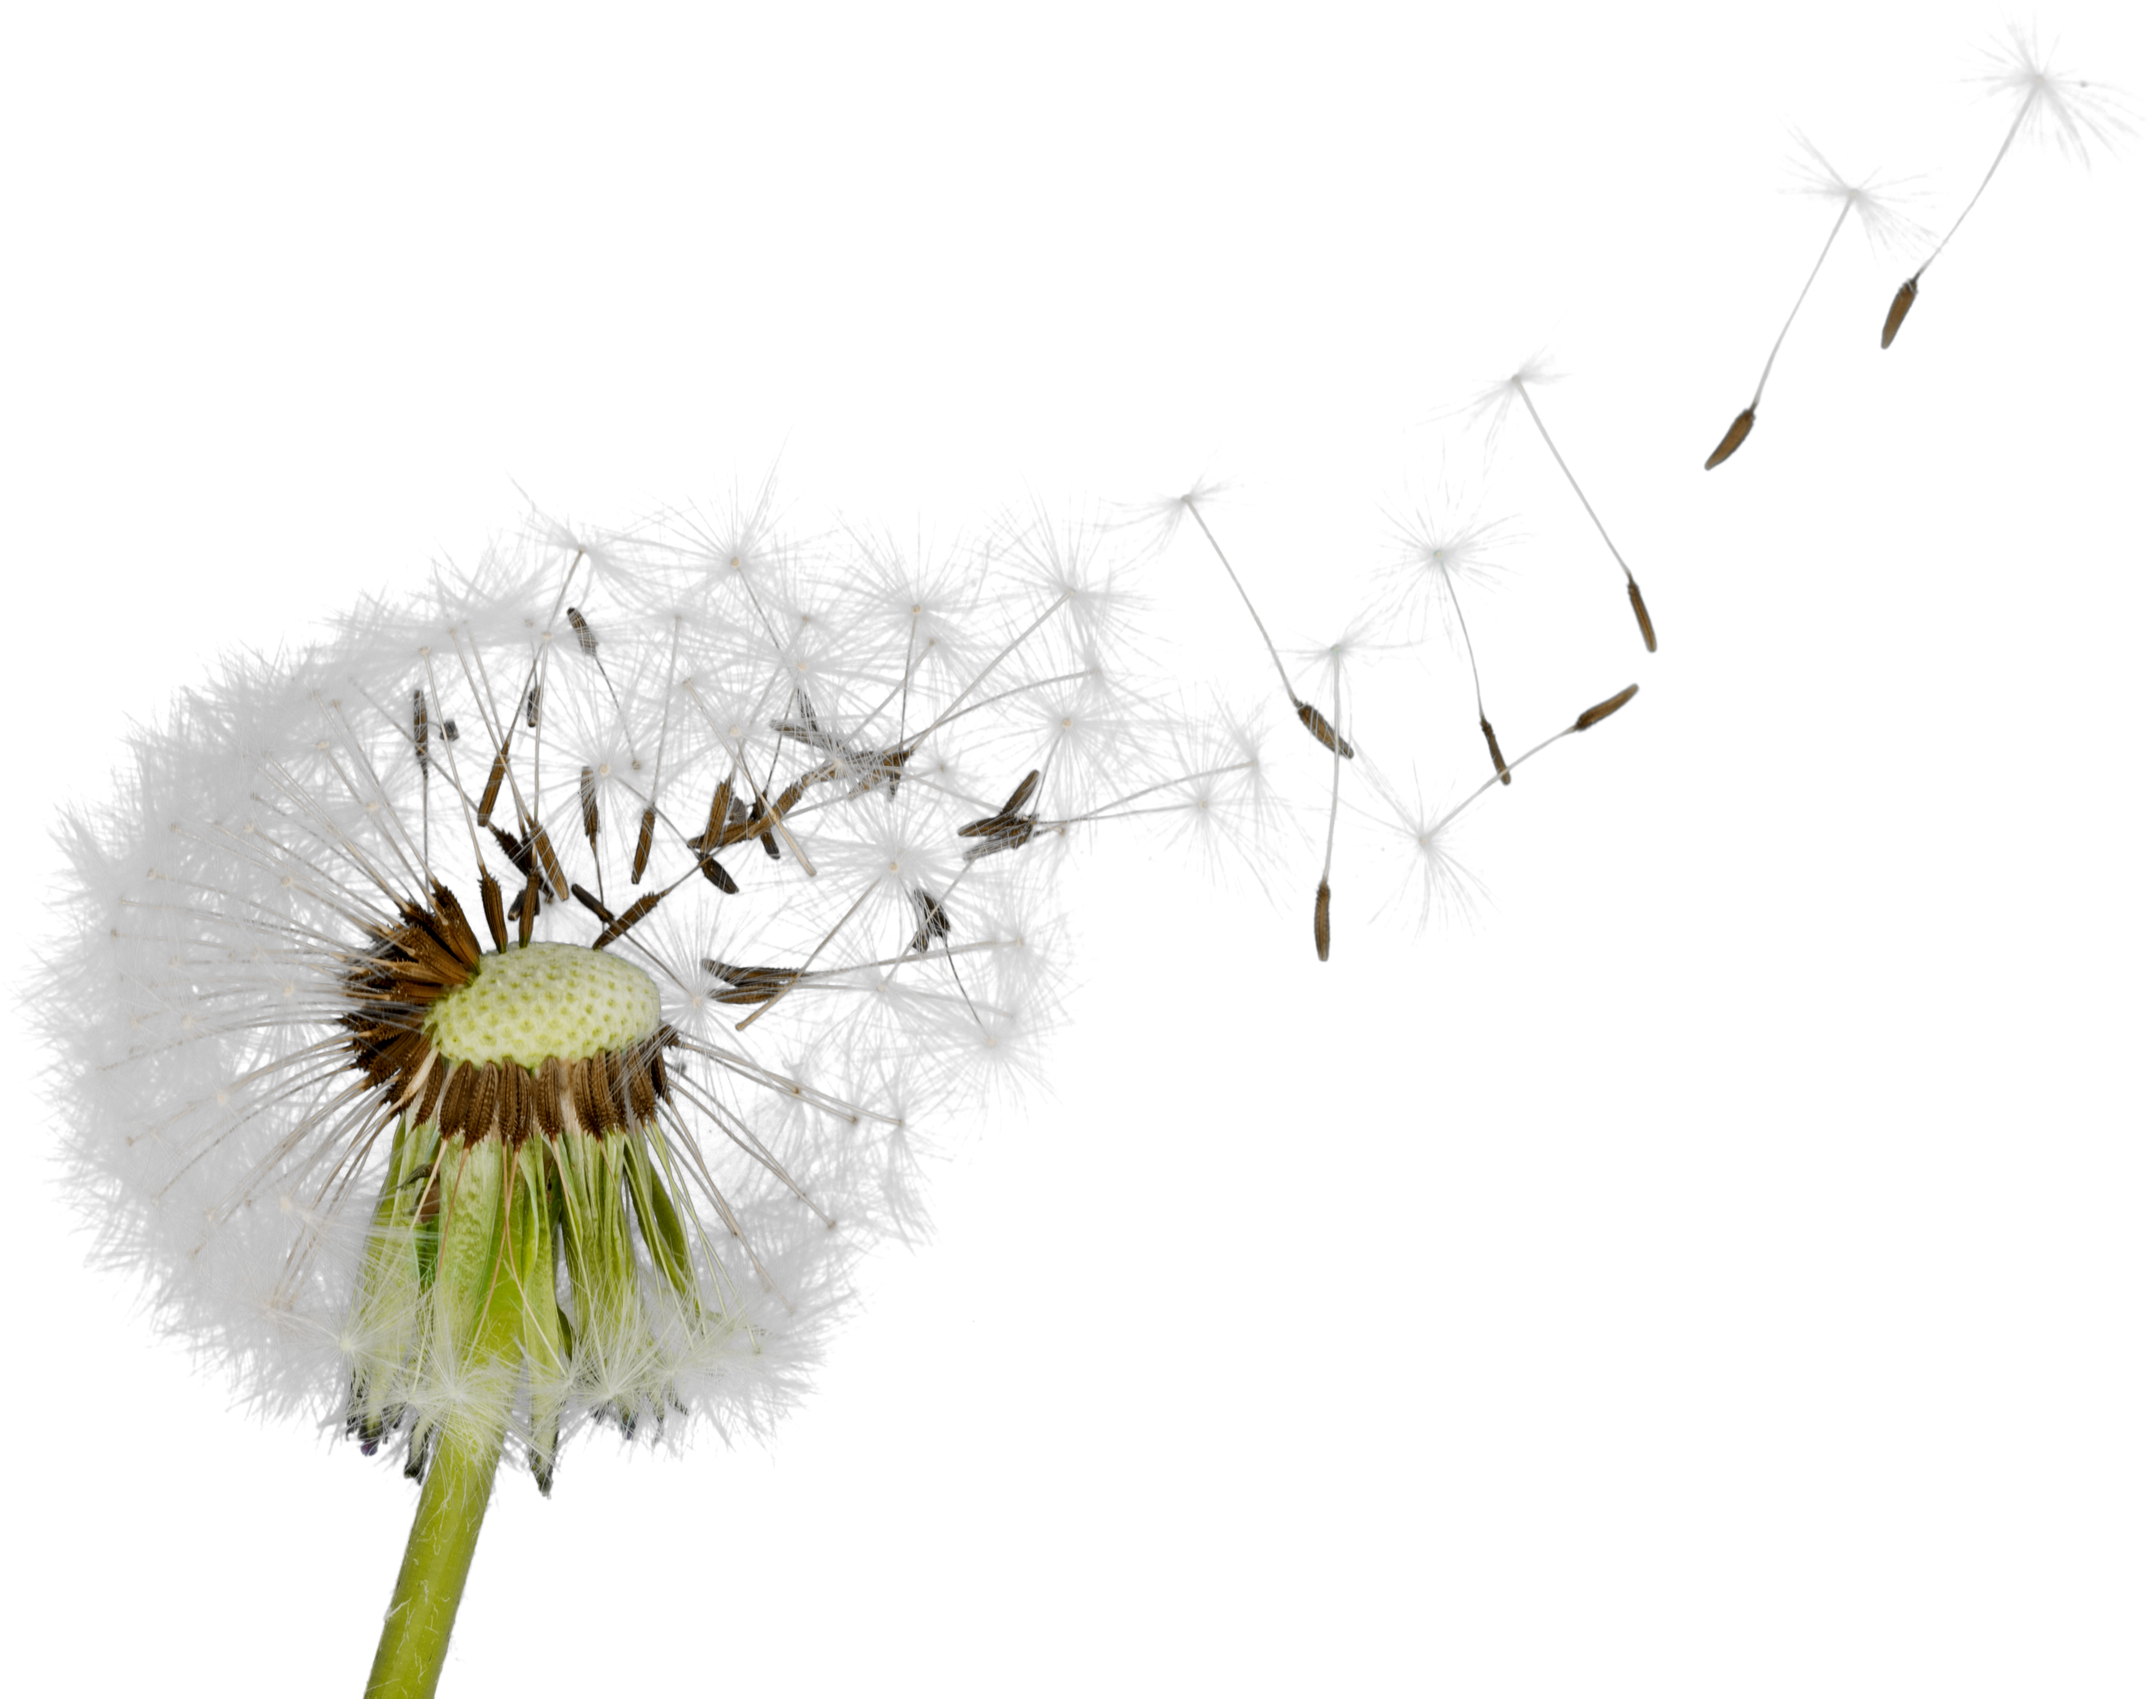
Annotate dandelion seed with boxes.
[1707,133,1925,466]
[1574,682,1640,731]
[632,804,658,885]
[1881,278,1920,348]
[1411,314,1661,658]
[1314,878,1332,962]
[1480,719,1510,784]
[1351,419,1540,766]
[1882,22,2134,348]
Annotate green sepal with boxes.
[429,1138,506,1355]
[412,1208,440,1292]
[622,1128,693,1297]
[511,1140,569,1495]
[346,1118,413,1448]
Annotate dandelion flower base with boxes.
[425,942,660,1069]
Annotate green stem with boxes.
[366,1138,531,1698]
[364,1420,505,1699]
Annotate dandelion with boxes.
[42,506,1249,1695]
[16,406,1652,1679]
[1881,22,2134,348]
[1394,312,1661,663]
[1705,133,1925,467]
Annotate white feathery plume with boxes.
[1378,492,1518,786]
[1882,21,2136,348]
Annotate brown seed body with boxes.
[1618,568,1652,654]
[535,1059,565,1142]
[439,1061,476,1139]
[479,750,508,824]
[517,868,540,945]
[1314,879,1332,963]
[1480,714,1515,796]
[1704,402,1756,473]
[1876,270,1928,353]
[413,1057,446,1125]
[593,892,662,950]
[471,1062,501,1142]
[1566,676,1644,736]
[480,872,507,952]
[1294,700,1354,759]
[632,806,657,884]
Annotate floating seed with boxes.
[1574,683,1640,731]
[1480,717,1511,786]
[632,805,657,885]
[1627,583,1657,653]
[1882,277,1918,349]
[1294,699,1354,759]
[1314,879,1332,963]
[1704,408,1755,471]
[566,606,598,655]
[909,887,951,953]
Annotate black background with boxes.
[12,9,2134,1679]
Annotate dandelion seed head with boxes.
[42,503,1199,1477]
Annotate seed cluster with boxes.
[341,890,678,1150]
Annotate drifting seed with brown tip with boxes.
[631,806,657,885]
[1876,268,1928,355]
[1294,699,1354,758]
[1480,710,1515,788]
[566,607,598,656]
[1314,879,1332,962]
[1618,568,1652,654]
[1695,402,1764,473]
[1566,680,1644,732]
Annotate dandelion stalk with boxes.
[363,1132,534,1698]
[365,1398,510,1699]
